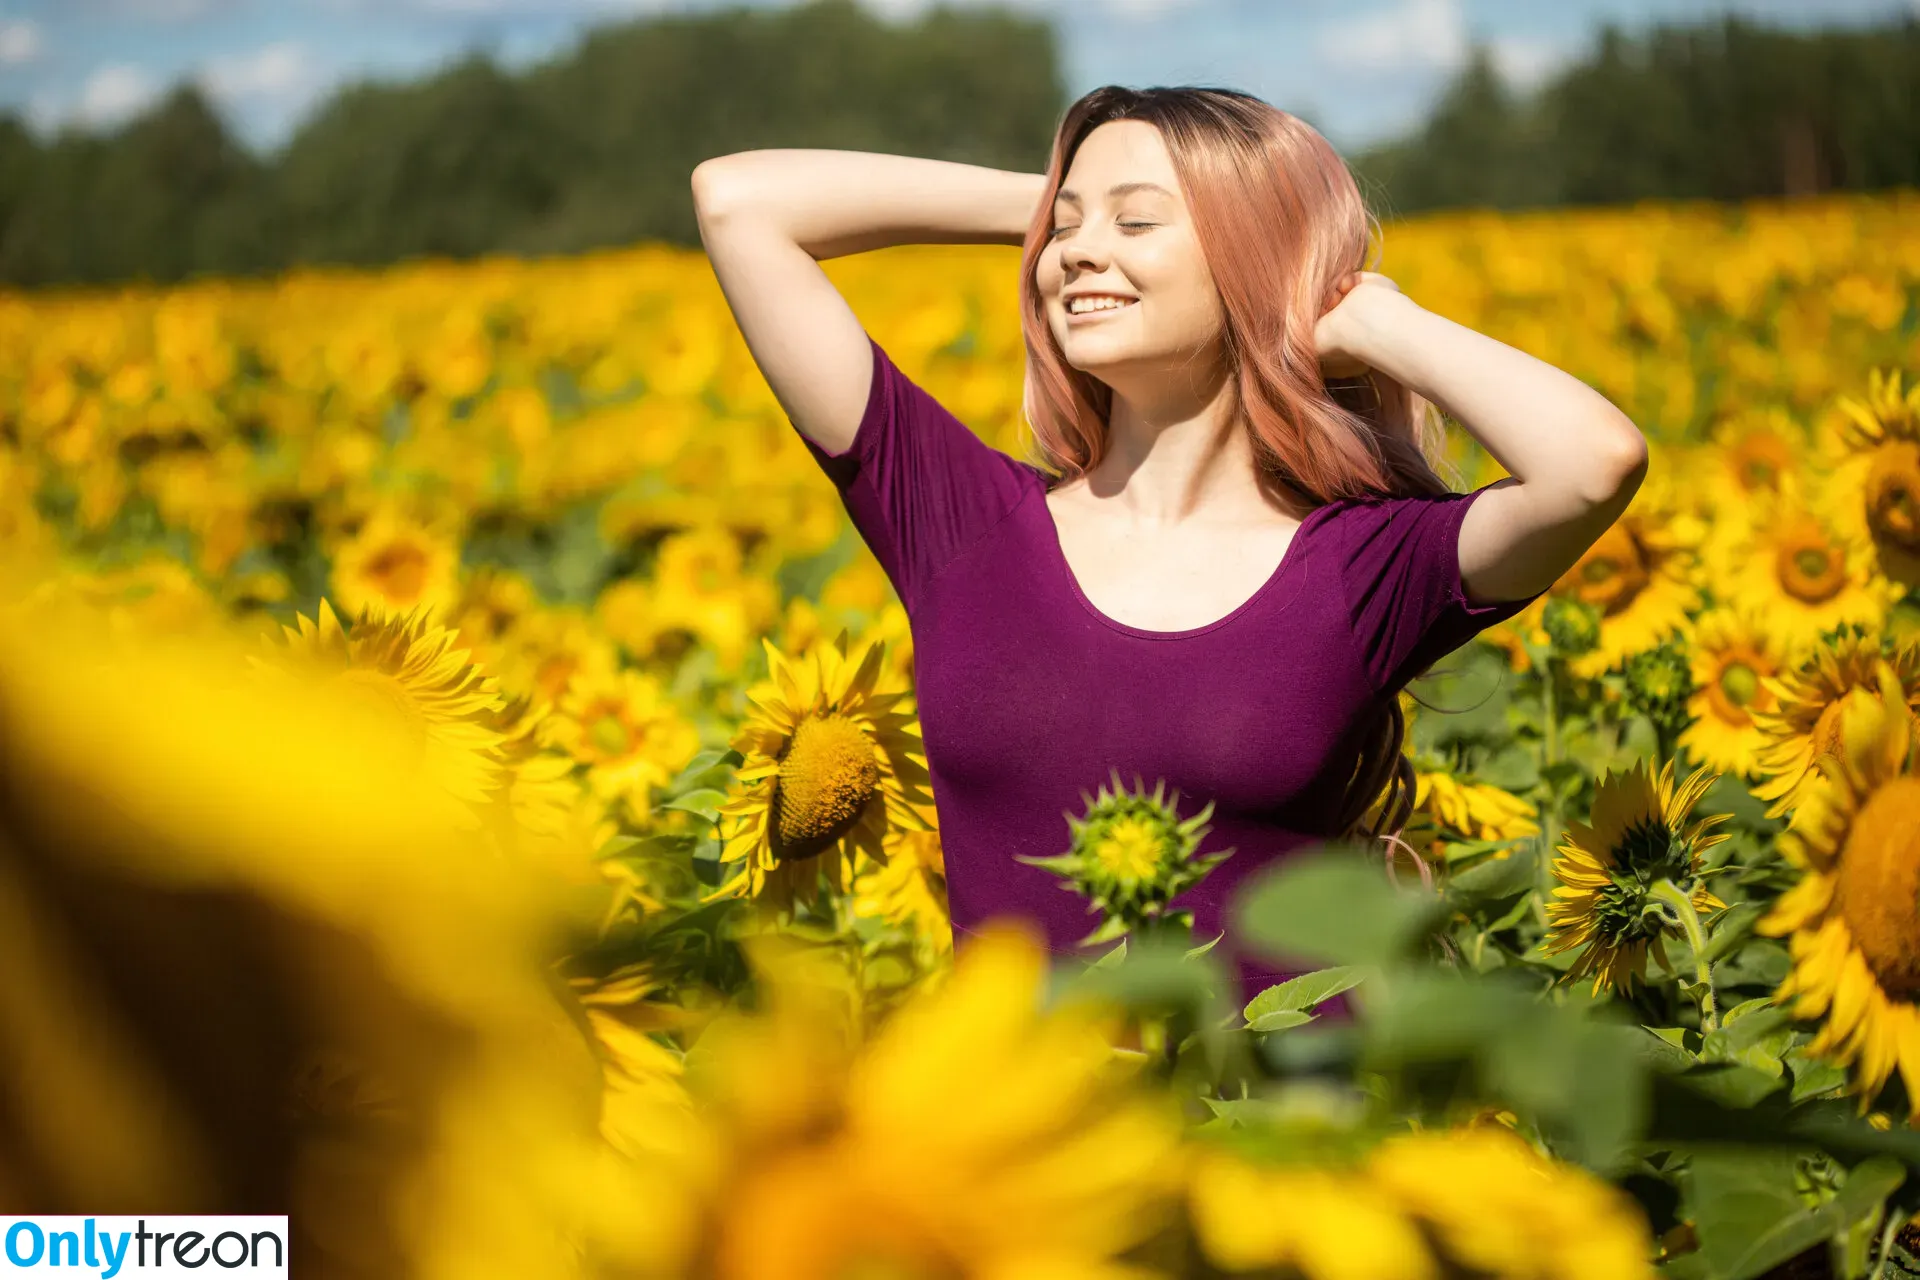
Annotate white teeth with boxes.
[1067,297,1135,314]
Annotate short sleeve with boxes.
[1333,483,1545,694]
[796,334,1036,614]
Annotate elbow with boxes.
[690,158,736,219]
[691,153,768,221]
[1573,415,1648,509]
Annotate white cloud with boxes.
[72,63,164,129]
[198,41,320,105]
[1489,34,1569,92]
[1316,0,1467,73]
[0,19,44,65]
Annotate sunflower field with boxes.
[3,191,1920,1279]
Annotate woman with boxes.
[690,86,1646,1002]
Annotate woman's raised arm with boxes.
[690,150,1045,456]
[1315,271,1650,604]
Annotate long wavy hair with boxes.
[1016,85,1459,850]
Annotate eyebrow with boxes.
[1054,181,1175,206]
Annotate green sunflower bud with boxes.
[1542,597,1602,658]
[1625,635,1694,747]
[1017,769,1235,948]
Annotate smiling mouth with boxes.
[1065,298,1138,319]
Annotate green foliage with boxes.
[0,0,1064,285]
[1352,14,1920,218]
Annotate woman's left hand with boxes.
[1315,270,1406,379]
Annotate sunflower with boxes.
[1757,663,1920,1120]
[617,920,1187,1280]
[1691,415,1806,575]
[329,506,462,622]
[539,667,700,825]
[1824,369,1920,589]
[1719,477,1891,658]
[258,598,506,817]
[1379,771,1540,871]
[1680,607,1783,778]
[445,568,540,675]
[851,828,952,962]
[707,630,933,913]
[623,525,781,674]
[1186,1125,1653,1279]
[1548,492,1700,679]
[1721,414,1801,498]
[481,691,582,843]
[493,604,620,704]
[1751,630,1920,820]
[1544,760,1731,995]
[1018,770,1235,948]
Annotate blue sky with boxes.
[0,0,1912,154]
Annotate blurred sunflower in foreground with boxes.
[1544,760,1730,994]
[708,630,933,912]
[1187,1124,1653,1279]
[1759,663,1920,1121]
[616,920,1189,1280]
[254,598,507,818]
[0,561,654,1276]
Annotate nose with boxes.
[1058,225,1111,278]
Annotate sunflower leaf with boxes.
[1446,847,1537,906]
[1686,1150,1832,1279]
[659,788,729,820]
[1231,844,1447,968]
[1246,1009,1316,1033]
[1242,966,1368,1026]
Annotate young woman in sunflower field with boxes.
[691,84,1650,1001]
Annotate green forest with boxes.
[0,0,1914,287]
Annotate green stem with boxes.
[1651,878,1718,1034]
[1541,658,1560,770]
[1533,660,1563,931]
[1871,1209,1903,1280]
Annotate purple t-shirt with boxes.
[797,334,1540,1006]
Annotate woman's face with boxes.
[1036,119,1227,391]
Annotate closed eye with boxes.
[1047,222,1157,239]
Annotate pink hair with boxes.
[1016,86,1455,846]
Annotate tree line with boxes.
[1352,14,1920,216]
[0,2,1915,287]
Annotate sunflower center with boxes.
[1707,659,1765,727]
[589,712,632,758]
[362,541,431,604]
[1831,778,1920,996]
[774,714,879,860]
[1093,815,1167,883]
[1865,444,1920,552]
[1775,532,1847,604]
[1564,525,1650,615]
[1731,433,1791,494]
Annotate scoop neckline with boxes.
[1034,478,1334,641]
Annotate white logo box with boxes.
[2,1218,289,1277]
